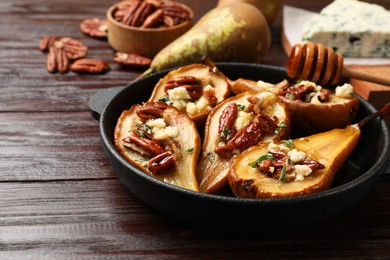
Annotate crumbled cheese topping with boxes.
[335,83,354,98]
[145,118,178,140]
[294,165,313,182]
[235,110,254,131]
[168,86,191,101]
[288,149,306,163]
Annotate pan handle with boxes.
[89,86,125,121]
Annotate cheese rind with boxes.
[302,0,390,58]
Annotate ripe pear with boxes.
[144,3,271,75]
[217,0,282,25]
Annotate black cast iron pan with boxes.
[89,63,390,232]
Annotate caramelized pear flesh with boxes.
[229,125,361,198]
[228,78,359,136]
[197,91,291,194]
[148,63,231,127]
[114,103,201,191]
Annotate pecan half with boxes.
[218,103,238,142]
[46,45,70,74]
[58,37,88,60]
[123,134,165,156]
[70,59,110,74]
[80,18,108,38]
[215,115,276,159]
[114,0,191,28]
[164,76,202,100]
[39,36,58,52]
[136,102,168,122]
[148,151,176,175]
[114,52,152,69]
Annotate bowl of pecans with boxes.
[107,0,194,58]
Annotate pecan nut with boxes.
[164,76,202,100]
[70,59,110,74]
[46,45,70,74]
[114,52,152,69]
[39,36,58,52]
[136,102,168,122]
[215,115,276,159]
[80,18,108,38]
[114,0,191,28]
[123,134,165,157]
[148,151,176,175]
[59,37,88,60]
[218,103,238,142]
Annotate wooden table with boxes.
[1,0,389,258]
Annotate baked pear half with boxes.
[275,80,359,136]
[197,91,291,194]
[228,78,359,136]
[148,63,231,127]
[114,102,201,191]
[229,125,360,198]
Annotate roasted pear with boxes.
[229,125,361,198]
[197,91,291,194]
[277,80,359,136]
[229,101,390,199]
[148,63,231,127]
[114,102,200,191]
[228,78,360,136]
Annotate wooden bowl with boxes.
[106,2,194,58]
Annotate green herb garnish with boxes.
[158,96,170,102]
[136,130,145,138]
[186,147,194,153]
[283,139,295,149]
[219,127,232,141]
[277,165,288,183]
[207,153,215,163]
[238,104,246,111]
[248,154,275,168]
[143,124,152,134]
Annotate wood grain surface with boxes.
[1,0,389,259]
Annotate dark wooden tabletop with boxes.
[1,0,390,259]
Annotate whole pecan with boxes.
[136,102,168,122]
[148,151,176,175]
[70,59,110,74]
[46,45,70,74]
[114,52,152,69]
[80,18,108,38]
[164,76,202,100]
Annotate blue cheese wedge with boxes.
[302,0,390,58]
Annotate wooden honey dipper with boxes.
[287,42,390,86]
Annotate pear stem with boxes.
[358,103,390,128]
